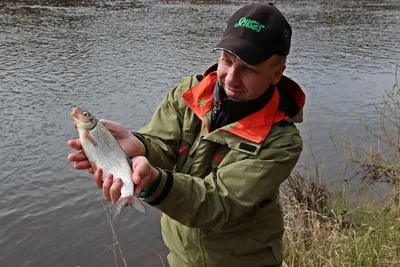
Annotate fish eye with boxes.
[83,112,89,117]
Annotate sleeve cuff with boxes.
[132,132,149,158]
[139,169,173,206]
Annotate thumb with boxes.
[99,119,125,133]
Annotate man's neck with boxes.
[211,82,274,131]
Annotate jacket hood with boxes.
[276,75,305,123]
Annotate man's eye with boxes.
[243,66,256,73]
[222,58,232,64]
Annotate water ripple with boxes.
[0,0,399,266]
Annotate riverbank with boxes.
[282,66,400,266]
[282,186,400,266]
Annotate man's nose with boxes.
[225,66,240,85]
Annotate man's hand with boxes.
[99,120,146,159]
[67,119,146,173]
[131,156,159,195]
[94,156,159,204]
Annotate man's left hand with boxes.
[94,156,159,204]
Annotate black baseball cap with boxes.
[214,3,292,65]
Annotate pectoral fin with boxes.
[84,131,97,146]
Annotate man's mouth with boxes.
[226,86,243,93]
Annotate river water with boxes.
[0,0,399,266]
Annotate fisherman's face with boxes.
[217,51,286,102]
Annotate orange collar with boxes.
[182,71,286,143]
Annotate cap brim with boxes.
[213,35,273,65]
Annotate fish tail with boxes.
[110,197,129,221]
[110,196,147,220]
[130,196,147,214]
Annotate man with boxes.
[68,2,305,267]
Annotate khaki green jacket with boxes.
[138,67,305,267]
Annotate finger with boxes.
[99,119,118,130]
[88,167,94,174]
[73,121,77,129]
[131,157,141,166]
[134,172,154,197]
[74,160,91,170]
[67,150,87,162]
[131,158,144,177]
[67,139,83,151]
[94,168,104,188]
[99,119,124,135]
[102,174,114,201]
[110,178,122,205]
[135,185,142,197]
[132,171,141,185]
[131,156,147,168]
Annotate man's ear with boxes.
[271,64,286,85]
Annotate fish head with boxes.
[71,107,97,130]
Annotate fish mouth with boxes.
[71,107,79,118]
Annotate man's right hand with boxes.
[67,119,146,174]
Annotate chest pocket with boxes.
[210,145,231,174]
[175,126,233,177]
[175,131,201,173]
[174,110,202,173]
[177,137,233,179]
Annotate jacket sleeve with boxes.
[141,127,303,230]
[136,76,194,170]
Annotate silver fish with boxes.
[71,107,146,219]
